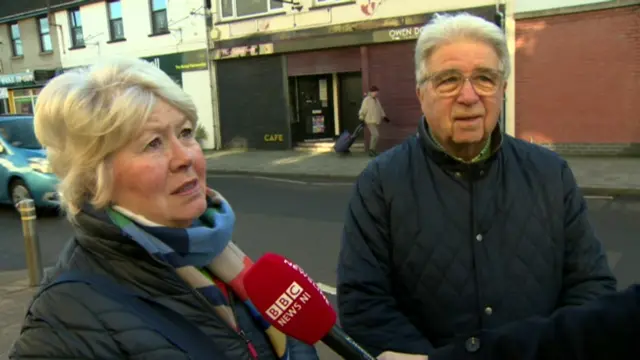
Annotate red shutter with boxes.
[367,41,422,151]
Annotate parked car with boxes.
[0,114,60,210]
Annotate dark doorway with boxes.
[290,74,335,142]
[338,72,363,134]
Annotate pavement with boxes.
[2,174,640,358]
[203,150,640,196]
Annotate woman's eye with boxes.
[146,138,162,150]
[181,128,194,138]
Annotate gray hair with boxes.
[414,12,510,86]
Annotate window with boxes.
[150,0,168,34]
[68,8,84,47]
[11,88,41,115]
[9,23,23,56]
[220,0,283,19]
[38,16,53,52]
[107,0,125,40]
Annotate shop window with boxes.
[12,88,41,115]
[68,8,85,48]
[150,0,168,34]
[9,23,23,57]
[38,16,53,52]
[108,0,125,41]
[220,0,283,20]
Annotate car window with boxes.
[0,118,42,150]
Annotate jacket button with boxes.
[476,234,483,242]
[484,306,493,315]
[465,337,481,352]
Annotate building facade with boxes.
[515,0,639,155]
[0,1,64,115]
[46,0,218,149]
[208,0,515,151]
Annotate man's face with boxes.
[371,91,378,98]
[416,40,506,148]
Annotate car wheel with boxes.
[10,179,34,209]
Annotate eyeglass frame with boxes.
[417,67,506,97]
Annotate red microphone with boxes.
[243,253,376,360]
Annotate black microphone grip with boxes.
[321,325,376,360]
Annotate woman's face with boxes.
[110,100,207,227]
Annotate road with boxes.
[1,175,640,359]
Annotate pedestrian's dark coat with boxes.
[9,210,319,360]
[337,118,617,357]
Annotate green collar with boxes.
[428,127,492,164]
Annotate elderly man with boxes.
[337,12,616,360]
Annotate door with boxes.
[291,75,335,142]
[338,72,363,134]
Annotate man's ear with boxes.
[503,81,508,93]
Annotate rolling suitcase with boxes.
[334,122,365,154]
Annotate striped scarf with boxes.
[105,195,288,359]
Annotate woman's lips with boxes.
[172,179,199,195]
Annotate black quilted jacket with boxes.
[9,211,319,360]
[337,118,617,357]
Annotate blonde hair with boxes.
[34,57,198,218]
[415,12,510,85]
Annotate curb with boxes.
[580,187,640,197]
[207,170,640,197]
[206,169,358,182]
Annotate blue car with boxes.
[0,115,60,210]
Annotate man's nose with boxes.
[456,79,481,105]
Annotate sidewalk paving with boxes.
[0,269,37,360]
[205,150,640,196]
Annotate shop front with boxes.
[213,5,500,151]
[0,69,59,115]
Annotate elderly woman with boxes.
[10,58,319,360]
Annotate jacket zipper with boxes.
[161,266,259,359]
[228,289,260,359]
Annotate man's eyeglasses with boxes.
[420,68,504,97]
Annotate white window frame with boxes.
[219,0,284,20]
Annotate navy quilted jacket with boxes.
[337,118,617,357]
[10,211,319,360]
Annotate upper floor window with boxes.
[220,0,283,19]
[9,23,23,56]
[108,0,125,40]
[38,16,53,52]
[68,8,85,47]
[150,0,168,34]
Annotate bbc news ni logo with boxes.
[266,281,312,326]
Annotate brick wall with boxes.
[515,6,640,156]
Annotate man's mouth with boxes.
[455,115,484,121]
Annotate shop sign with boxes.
[213,43,274,60]
[264,133,284,142]
[373,25,424,43]
[141,49,208,74]
[0,72,35,87]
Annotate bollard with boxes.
[17,199,43,287]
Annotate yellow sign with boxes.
[264,134,284,142]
